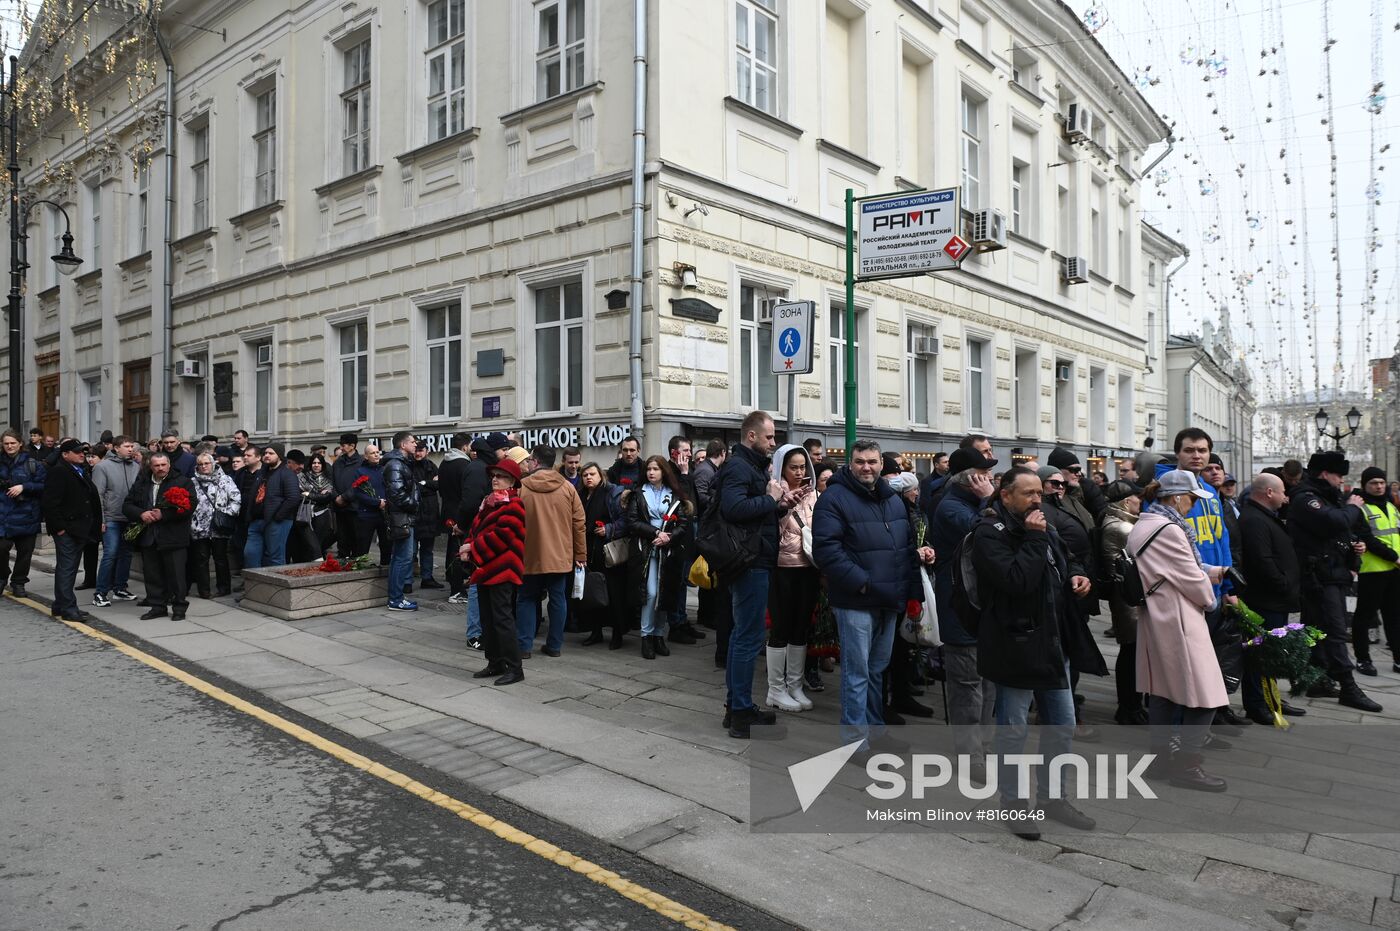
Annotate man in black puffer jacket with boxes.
[716,411,804,739]
[813,439,931,751]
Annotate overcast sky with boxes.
[1075,0,1397,407]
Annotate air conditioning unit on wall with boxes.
[1065,102,1093,141]
[913,336,941,356]
[971,209,1008,252]
[1062,256,1090,284]
[1056,363,1074,383]
[176,359,204,379]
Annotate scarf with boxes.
[1147,500,1206,573]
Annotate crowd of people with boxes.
[9,414,1400,840]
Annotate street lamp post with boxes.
[3,55,83,432]
[1315,406,1363,452]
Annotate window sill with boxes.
[525,411,584,422]
[723,96,803,139]
[815,138,880,174]
[171,227,217,251]
[314,165,383,198]
[501,82,604,127]
[1088,271,1112,287]
[1114,284,1136,298]
[1010,81,1045,108]
[894,175,923,191]
[894,0,944,30]
[396,128,481,166]
[955,40,996,73]
[117,251,152,271]
[37,284,60,300]
[1007,230,1048,252]
[229,201,284,228]
[74,267,103,286]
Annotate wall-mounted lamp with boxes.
[673,262,698,290]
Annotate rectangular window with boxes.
[532,283,584,413]
[960,6,985,51]
[960,90,984,210]
[123,361,151,442]
[254,88,277,206]
[735,0,778,115]
[426,0,466,141]
[1089,366,1106,443]
[424,302,464,418]
[1055,359,1074,439]
[1147,311,1157,361]
[1011,45,1037,92]
[1011,162,1026,236]
[829,303,865,419]
[738,283,781,411]
[906,321,936,426]
[338,320,369,423]
[83,375,102,443]
[1118,200,1132,282]
[1014,349,1038,437]
[342,38,372,175]
[1117,374,1133,444]
[899,44,932,184]
[1147,261,1157,287]
[536,0,586,102]
[1090,178,1107,272]
[965,338,987,430]
[136,160,149,255]
[186,353,209,437]
[252,340,273,434]
[190,124,209,231]
[86,181,101,270]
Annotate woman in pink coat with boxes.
[1127,469,1229,793]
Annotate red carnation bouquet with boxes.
[125,486,195,540]
[352,474,378,500]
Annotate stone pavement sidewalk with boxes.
[22,558,1400,930]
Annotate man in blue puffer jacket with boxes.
[813,439,931,748]
[0,429,46,597]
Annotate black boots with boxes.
[1169,753,1228,792]
[1340,681,1383,713]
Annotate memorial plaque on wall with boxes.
[213,362,234,413]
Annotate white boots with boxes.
[785,644,813,710]
[765,646,814,712]
[765,646,804,712]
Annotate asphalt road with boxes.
[0,600,790,931]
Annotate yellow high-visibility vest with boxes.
[1361,501,1400,574]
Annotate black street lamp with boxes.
[1315,406,1363,452]
[3,55,84,431]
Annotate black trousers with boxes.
[479,582,522,672]
[354,517,390,564]
[1354,571,1400,662]
[190,538,231,596]
[144,546,189,613]
[229,519,247,573]
[711,578,733,665]
[583,566,630,642]
[81,540,98,584]
[1115,642,1141,714]
[335,508,358,559]
[0,534,36,586]
[445,533,466,594]
[767,566,818,647]
[1303,582,1354,682]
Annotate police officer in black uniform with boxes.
[1288,450,1382,712]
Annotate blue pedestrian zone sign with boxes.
[771,301,815,375]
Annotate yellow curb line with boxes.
[19,597,736,931]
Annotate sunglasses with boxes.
[1065,466,1082,474]
[1045,479,1066,487]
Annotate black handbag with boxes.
[211,511,236,536]
[386,509,413,542]
[578,570,609,607]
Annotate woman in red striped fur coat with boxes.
[461,457,528,686]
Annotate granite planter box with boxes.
[240,562,388,620]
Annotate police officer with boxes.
[1288,450,1382,712]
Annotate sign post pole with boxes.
[786,372,797,442]
[844,188,857,459]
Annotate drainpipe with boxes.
[626,0,647,442]
[1182,347,1206,438]
[151,12,176,432]
[1142,136,1175,177]
[1162,254,1188,344]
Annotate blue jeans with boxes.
[416,534,436,582]
[96,520,133,595]
[52,532,83,616]
[387,528,415,602]
[992,662,1077,803]
[244,518,293,568]
[517,572,568,653]
[726,567,770,713]
[466,584,481,639]
[639,555,665,637]
[833,606,899,747]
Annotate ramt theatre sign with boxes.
[857,187,964,279]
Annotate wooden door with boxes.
[122,361,151,442]
[36,374,59,439]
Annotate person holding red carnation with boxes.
[121,450,197,621]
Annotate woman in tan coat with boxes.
[1128,470,1229,793]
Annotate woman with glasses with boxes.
[190,452,242,598]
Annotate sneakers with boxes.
[111,589,138,601]
[387,599,419,611]
[91,592,112,607]
[447,591,470,605]
[466,637,483,651]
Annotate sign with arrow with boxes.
[770,300,815,376]
[856,187,963,279]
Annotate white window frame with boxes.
[1054,357,1075,441]
[425,0,467,142]
[964,334,991,431]
[243,330,276,437]
[1013,346,1039,438]
[341,36,372,175]
[535,0,587,102]
[182,348,209,438]
[1089,365,1107,444]
[905,315,938,427]
[734,0,780,116]
[251,82,278,207]
[1118,199,1132,283]
[327,311,372,427]
[81,371,103,443]
[828,298,868,421]
[135,158,150,256]
[424,301,465,421]
[189,121,209,232]
[730,264,792,415]
[1090,176,1107,273]
[411,286,470,423]
[1117,372,1134,444]
[529,281,585,415]
[1011,161,1026,235]
[960,86,987,211]
[84,179,101,271]
[1011,44,1038,93]
[518,261,594,417]
[960,4,987,53]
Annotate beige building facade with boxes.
[10,0,1172,465]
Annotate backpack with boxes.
[694,492,761,577]
[950,530,982,636]
[1112,523,1169,608]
